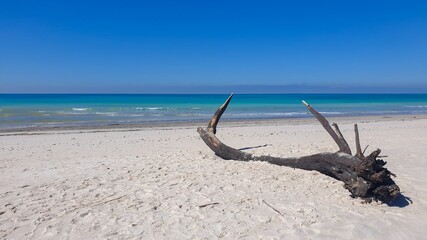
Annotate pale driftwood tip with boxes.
[302,100,308,106]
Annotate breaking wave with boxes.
[72,108,90,111]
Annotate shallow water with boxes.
[1,94,427,129]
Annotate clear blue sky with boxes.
[1,0,426,93]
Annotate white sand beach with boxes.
[1,116,427,239]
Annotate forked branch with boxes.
[197,94,400,203]
[302,101,351,154]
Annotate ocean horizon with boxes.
[1,93,427,130]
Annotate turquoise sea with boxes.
[1,94,427,130]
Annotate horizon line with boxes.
[2,92,427,95]
[2,83,427,94]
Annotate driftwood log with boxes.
[197,94,400,203]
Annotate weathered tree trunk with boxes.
[197,94,400,203]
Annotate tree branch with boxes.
[302,100,351,154]
[354,124,364,159]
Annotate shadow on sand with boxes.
[388,193,412,208]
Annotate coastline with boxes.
[1,113,427,135]
[1,114,427,239]
[2,93,427,132]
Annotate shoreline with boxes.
[2,93,427,135]
[1,113,426,135]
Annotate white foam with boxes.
[95,112,118,116]
[319,111,343,115]
[405,105,427,108]
[57,111,86,115]
[72,108,90,111]
[231,112,308,117]
[136,107,163,110]
[269,112,308,116]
